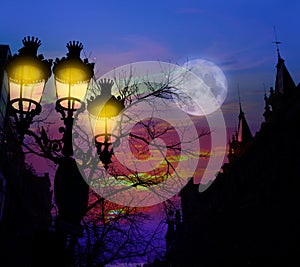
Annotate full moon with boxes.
[177,59,228,116]
[92,59,227,117]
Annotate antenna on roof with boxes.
[237,84,242,112]
[273,26,281,58]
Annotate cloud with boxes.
[93,35,171,75]
[202,41,274,72]
[219,56,272,71]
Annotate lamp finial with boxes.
[18,36,42,56]
[66,41,83,58]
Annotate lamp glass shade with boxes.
[54,64,91,110]
[55,79,89,110]
[87,95,125,144]
[87,108,121,146]
[8,63,46,111]
[9,80,45,111]
[94,117,116,143]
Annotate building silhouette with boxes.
[0,44,52,267]
[166,49,300,266]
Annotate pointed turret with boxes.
[274,51,296,96]
[264,41,297,116]
[237,103,253,143]
[272,28,296,96]
[228,98,253,164]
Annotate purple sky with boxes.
[2,0,300,181]
[1,0,300,137]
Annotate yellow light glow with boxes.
[9,63,45,84]
[55,66,90,85]
[97,104,122,118]
[87,96,125,119]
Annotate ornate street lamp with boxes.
[5,36,94,248]
[52,41,94,234]
[5,36,52,139]
[87,78,125,169]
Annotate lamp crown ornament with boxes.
[66,41,84,59]
[99,78,114,98]
[18,36,41,57]
[53,40,94,85]
[87,78,125,118]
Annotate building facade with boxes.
[0,44,52,267]
[0,44,12,223]
[168,50,300,266]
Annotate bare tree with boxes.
[15,61,209,266]
[71,190,166,267]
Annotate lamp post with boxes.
[5,37,94,266]
[52,41,94,235]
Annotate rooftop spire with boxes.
[270,27,296,96]
[238,84,242,114]
[227,91,253,164]
[237,89,253,143]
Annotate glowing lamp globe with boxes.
[53,41,94,111]
[6,36,52,115]
[86,78,125,169]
